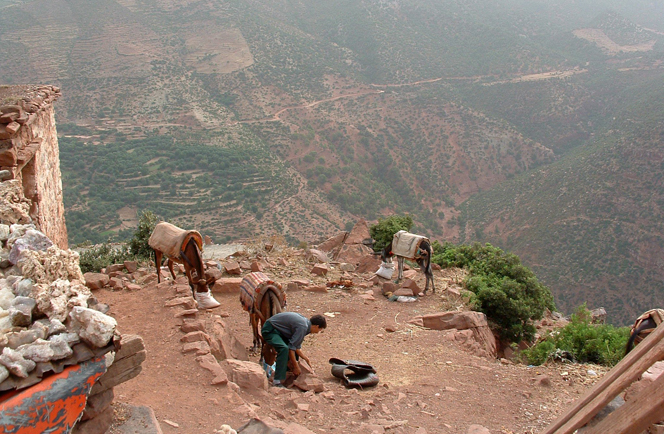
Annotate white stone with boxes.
[69,306,117,348]
[0,365,8,383]
[17,338,72,362]
[31,279,91,322]
[0,347,36,378]
[0,224,10,242]
[48,332,80,346]
[0,279,14,310]
[18,246,84,285]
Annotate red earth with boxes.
[96,247,606,434]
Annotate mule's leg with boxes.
[396,256,404,283]
[420,258,435,294]
[250,314,260,353]
[167,259,177,280]
[154,250,163,283]
[424,269,435,294]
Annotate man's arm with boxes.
[295,349,310,366]
[288,350,301,375]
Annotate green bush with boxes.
[129,210,158,259]
[78,243,134,274]
[78,209,159,273]
[433,242,555,344]
[369,215,413,252]
[521,305,631,367]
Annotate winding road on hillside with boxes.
[235,68,588,125]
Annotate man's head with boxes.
[310,314,327,333]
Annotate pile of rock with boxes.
[83,261,150,292]
[0,158,146,433]
[0,220,120,391]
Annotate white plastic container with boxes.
[375,261,395,279]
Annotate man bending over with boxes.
[261,312,327,387]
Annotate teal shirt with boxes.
[265,312,312,351]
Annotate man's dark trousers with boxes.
[262,321,289,381]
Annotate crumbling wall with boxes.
[0,85,68,249]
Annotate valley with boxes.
[2,0,664,324]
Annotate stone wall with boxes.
[0,85,68,248]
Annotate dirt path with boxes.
[98,250,607,434]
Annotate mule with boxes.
[625,309,664,354]
[381,230,435,294]
[250,285,284,353]
[148,221,219,309]
[239,272,287,353]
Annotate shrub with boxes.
[78,209,159,273]
[521,305,630,367]
[79,242,133,274]
[433,242,555,344]
[369,215,413,252]
[129,210,158,259]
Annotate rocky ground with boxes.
[92,239,610,434]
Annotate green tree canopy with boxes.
[369,215,413,252]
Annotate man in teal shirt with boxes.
[261,312,327,387]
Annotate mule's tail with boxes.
[267,289,283,317]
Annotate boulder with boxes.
[335,244,373,265]
[414,311,497,359]
[400,278,421,296]
[223,261,242,275]
[222,359,268,391]
[345,219,371,244]
[69,306,117,348]
[310,264,328,276]
[316,232,347,255]
[210,278,243,294]
[305,249,329,264]
[208,317,248,361]
[355,254,382,274]
[196,353,228,385]
[110,278,125,289]
[205,267,223,282]
[106,264,125,274]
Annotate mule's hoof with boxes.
[195,290,221,309]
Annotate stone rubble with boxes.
[0,225,119,393]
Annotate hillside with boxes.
[2,0,664,322]
[458,84,664,326]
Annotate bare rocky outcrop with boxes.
[409,311,498,359]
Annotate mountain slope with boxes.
[2,0,664,322]
[458,81,664,325]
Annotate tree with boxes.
[369,215,413,252]
[433,242,555,344]
[129,210,159,259]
